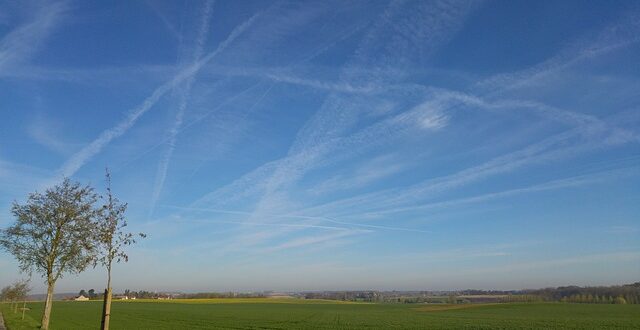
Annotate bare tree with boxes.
[0,178,99,330]
[97,169,145,330]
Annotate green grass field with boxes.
[2,299,639,329]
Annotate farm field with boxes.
[1,299,639,329]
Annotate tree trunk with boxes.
[41,282,54,330]
[101,265,113,330]
[101,287,112,330]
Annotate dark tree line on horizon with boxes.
[523,282,640,304]
[298,283,640,304]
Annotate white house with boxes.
[74,295,89,301]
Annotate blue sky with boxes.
[1,0,639,293]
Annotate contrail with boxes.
[239,0,479,245]
[176,217,358,232]
[475,11,640,93]
[190,7,640,238]
[356,165,640,217]
[148,0,214,219]
[161,205,432,234]
[296,126,636,219]
[56,10,261,179]
[114,9,369,174]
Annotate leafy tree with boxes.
[0,178,100,330]
[79,289,87,297]
[88,289,96,298]
[97,169,145,330]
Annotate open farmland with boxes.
[2,299,639,329]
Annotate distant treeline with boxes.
[522,282,640,304]
[175,292,266,299]
[108,283,640,304]
[302,291,383,302]
[298,283,640,304]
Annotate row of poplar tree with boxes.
[0,170,145,330]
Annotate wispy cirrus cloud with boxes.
[308,155,409,195]
[193,82,635,215]
[187,5,640,224]
[0,0,69,74]
[148,0,215,219]
[26,111,80,155]
[160,204,432,234]
[476,10,640,93]
[0,159,52,217]
[262,229,367,253]
[164,1,638,259]
[298,126,637,220]
[4,0,640,291]
[233,22,640,223]
[262,72,378,94]
[354,165,640,218]
[212,0,481,249]
[186,88,637,250]
[114,2,364,177]
[144,0,182,41]
[56,10,261,180]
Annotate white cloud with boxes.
[413,101,449,130]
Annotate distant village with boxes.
[68,289,175,301]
